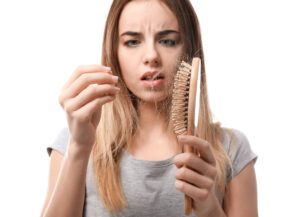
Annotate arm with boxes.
[223,160,258,217]
[40,64,119,217]
[40,143,90,217]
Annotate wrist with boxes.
[194,194,226,217]
[205,204,226,217]
[67,140,92,162]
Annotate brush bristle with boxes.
[171,61,192,136]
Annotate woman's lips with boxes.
[141,71,165,88]
[142,78,164,88]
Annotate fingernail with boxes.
[104,66,111,71]
[114,87,120,91]
[112,76,118,82]
[178,135,187,141]
[174,180,183,189]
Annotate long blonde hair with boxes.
[91,0,233,214]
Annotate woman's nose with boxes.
[143,43,161,66]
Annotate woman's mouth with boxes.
[141,75,165,88]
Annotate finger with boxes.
[71,95,115,123]
[174,167,214,190]
[178,135,216,166]
[60,73,118,105]
[173,153,217,179]
[62,64,112,90]
[64,84,120,113]
[174,180,209,202]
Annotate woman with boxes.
[40,0,258,216]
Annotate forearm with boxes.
[43,143,91,217]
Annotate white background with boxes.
[0,0,299,216]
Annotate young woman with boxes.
[40,0,258,216]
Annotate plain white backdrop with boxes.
[0,0,299,216]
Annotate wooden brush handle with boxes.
[187,57,200,133]
[183,145,194,215]
[184,57,201,215]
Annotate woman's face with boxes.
[118,0,184,103]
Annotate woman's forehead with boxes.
[118,0,179,34]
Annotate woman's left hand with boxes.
[173,135,222,217]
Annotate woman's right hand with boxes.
[58,64,120,152]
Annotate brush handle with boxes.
[183,145,194,215]
[184,57,201,215]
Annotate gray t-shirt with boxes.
[47,127,257,217]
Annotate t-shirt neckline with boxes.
[121,148,175,168]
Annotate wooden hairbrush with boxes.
[171,57,201,215]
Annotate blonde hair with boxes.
[91,0,233,214]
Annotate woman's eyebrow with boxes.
[120,31,141,37]
[157,29,179,36]
[120,29,179,37]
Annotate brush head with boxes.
[171,60,192,136]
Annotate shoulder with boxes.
[220,127,258,182]
[220,128,248,151]
[47,127,70,157]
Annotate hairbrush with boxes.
[171,57,201,215]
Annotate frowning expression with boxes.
[118,0,184,103]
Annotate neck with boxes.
[125,99,181,160]
[137,100,169,133]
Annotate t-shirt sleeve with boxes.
[223,128,258,182]
[47,127,70,157]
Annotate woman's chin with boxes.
[135,92,170,105]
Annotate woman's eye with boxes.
[160,39,176,46]
[124,40,140,47]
